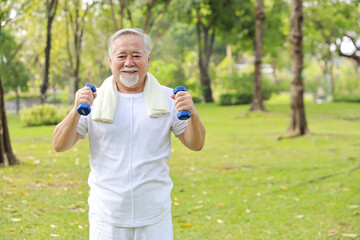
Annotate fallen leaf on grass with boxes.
[348,205,359,209]
[295,215,304,219]
[11,218,21,222]
[217,219,224,224]
[50,224,57,228]
[214,203,223,207]
[245,209,251,214]
[328,229,339,236]
[7,228,15,231]
[50,234,60,237]
[280,186,288,190]
[342,233,358,238]
[181,223,193,228]
[193,205,203,209]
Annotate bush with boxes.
[219,93,234,105]
[233,93,253,105]
[333,94,360,103]
[20,104,72,126]
[218,92,253,106]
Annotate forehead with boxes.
[113,34,145,53]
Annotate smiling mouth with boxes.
[120,68,138,73]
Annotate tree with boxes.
[0,0,22,166]
[195,4,215,103]
[250,0,266,111]
[40,0,59,104]
[64,0,93,92]
[186,0,254,103]
[0,30,29,113]
[264,0,289,88]
[108,0,174,52]
[288,0,309,136]
[305,0,360,98]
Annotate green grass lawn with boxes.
[1,101,360,239]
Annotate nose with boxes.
[124,56,134,67]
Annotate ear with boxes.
[147,54,151,64]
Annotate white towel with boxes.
[92,72,170,123]
[144,72,170,118]
[91,75,118,123]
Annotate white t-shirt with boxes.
[77,86,187,227]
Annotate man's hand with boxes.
[171,91,205,151]
[171,91,196,115]
[74,85,97,114]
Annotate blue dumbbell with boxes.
[173,86,191,120]
[77,84,96,116]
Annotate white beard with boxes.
[119,72,139,88]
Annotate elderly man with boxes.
[52,28,205,240]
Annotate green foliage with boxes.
[333,94,360,103]
[218,92,253,106]
[4,92,39,101]
[215,59,279,105]
[20,104,71,126]
[0,30,29,92]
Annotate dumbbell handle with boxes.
[173,86,191,120]
[77,84,96,116]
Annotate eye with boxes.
[133,55,141,58]
[117,55,126,59]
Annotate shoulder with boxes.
[161,85,173,96]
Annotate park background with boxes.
[1,0,360,239]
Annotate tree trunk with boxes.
[65,0,91,95]
[40,0,58,104]
[250,0,266,111]
[329,56,334,99]
[271,57,280,89]
[289,0,309,136]
[119,0,125,29]
[0,75,21,166]
[15,87,20,114]
[196,10,214,103]
[109,0,118,31]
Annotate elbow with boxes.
[52,141,64,153]
[52,137,67,153]
[192,145,204,151]
[192,130,206,151]
[191,137,205,151]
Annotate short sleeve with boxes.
[77,115,89,137]
[170,105,188,136]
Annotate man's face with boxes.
[109,34,150,90]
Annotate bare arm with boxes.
[171,92,206,151]
[52,86,96,152]
[53,109,84,152]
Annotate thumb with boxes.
[171,93,176,100]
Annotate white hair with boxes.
[107,28,151,58]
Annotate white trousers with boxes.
[89,210,173,240]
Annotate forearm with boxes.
[52,108,82,152]
[181,110,206,151]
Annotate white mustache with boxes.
[120,68,139,72]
